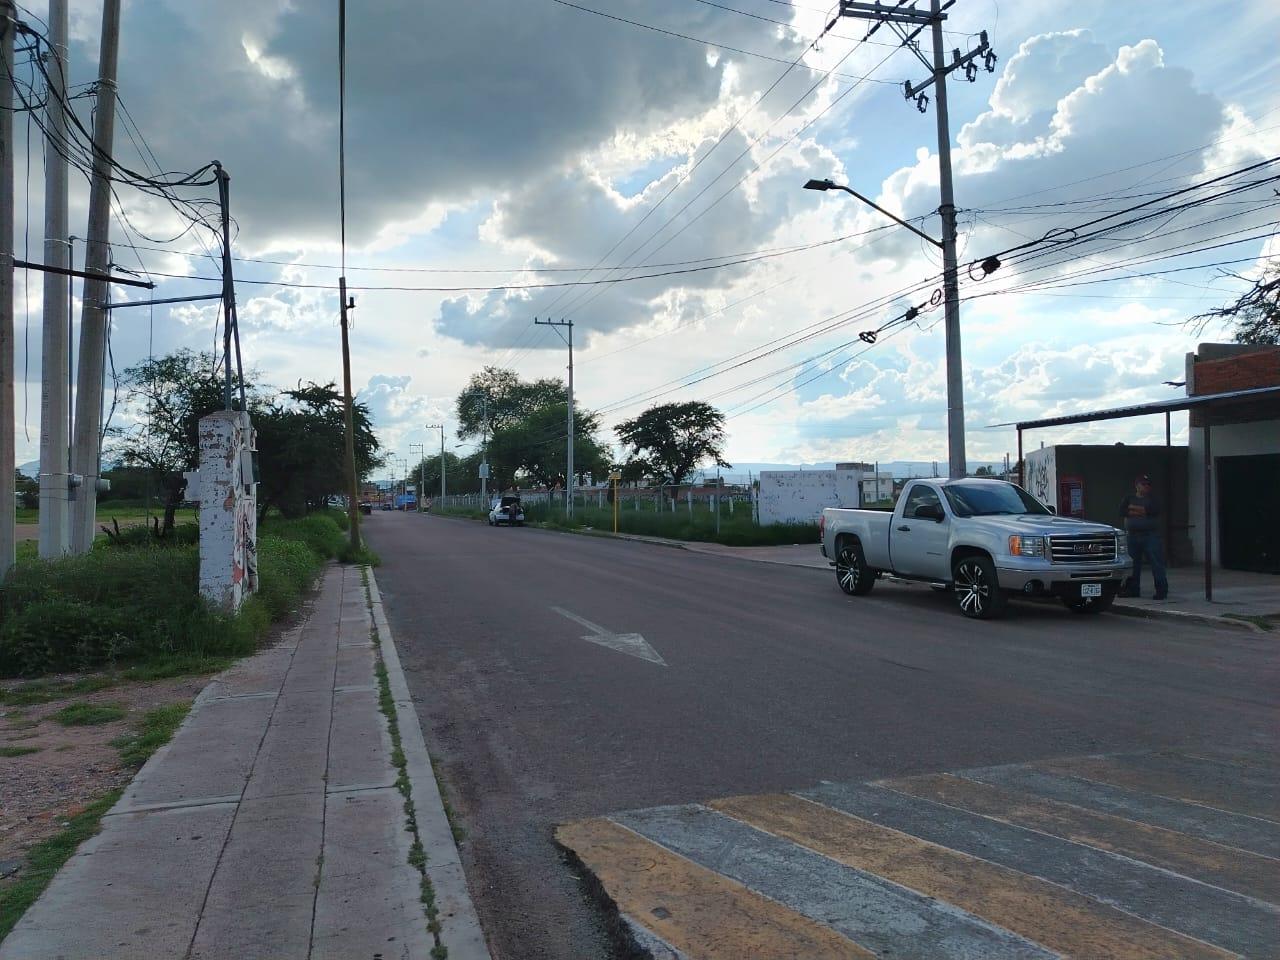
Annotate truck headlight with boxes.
[1009,535,1045,558]
[1116,532,1128,555]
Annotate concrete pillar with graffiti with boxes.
[186,410,258,613]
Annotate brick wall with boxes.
[1191,347,1280,395]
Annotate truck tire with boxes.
[952,554,1007,619]
[835,541,876,596]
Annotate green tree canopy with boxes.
[110,350,381,529]
[455,366,566,439]
[487,402,610,491]
[615,401,730,487]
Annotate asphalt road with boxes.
[364,512,1279,960]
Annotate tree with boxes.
[615,401,730,490]
[111,351,382,531]
[455,367,567,439]
[487,402,610,490]
[15,471,38,510]
[975,465,993,477]
[1188,257,1279,345]
[110,350,242,534]
[254,382,381,521]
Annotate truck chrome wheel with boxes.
[835,543,875,596]
[953,556,1006,619]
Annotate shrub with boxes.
[264,513,346,561]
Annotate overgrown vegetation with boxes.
[438,500,818,547]
[0,511,363,678]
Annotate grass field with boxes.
[438,499,818,547]
[15,505,197,524]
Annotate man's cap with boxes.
[1136,473,1152,483]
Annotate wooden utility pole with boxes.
[38,0,70,558]
[0,0,16,578]
[339,279,361,550]
[534,317,574,516]
[69,0,121,553]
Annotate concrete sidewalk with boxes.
[0,565,489,960]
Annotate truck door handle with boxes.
[897,525,911,532]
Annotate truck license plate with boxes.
[1081,583,1103,598]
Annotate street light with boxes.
[803,176,965,478]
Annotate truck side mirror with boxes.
[918,503,945,522]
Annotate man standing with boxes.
[1120,474,1168,599]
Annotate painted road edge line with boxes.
[367,568,493,960]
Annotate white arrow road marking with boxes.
[550,607,667,666]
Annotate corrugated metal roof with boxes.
[986,384,1280,431]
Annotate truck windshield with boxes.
[943,482,1050,518]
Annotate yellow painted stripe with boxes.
[711,793,1236,960]
[1041,755,1279,822]
[555,817,875,960]
[883,774,1279,903]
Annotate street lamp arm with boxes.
[804,178,941,248]
[833,183,942,249]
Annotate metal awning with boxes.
[998,383,1280,603]
[988,385,1280,431]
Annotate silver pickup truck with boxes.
[819,478,1131,619]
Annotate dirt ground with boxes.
[0,674,208,872]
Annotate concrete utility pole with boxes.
[426,424,444,501]
[1,0,15,578]
[38,0,70,558]
[409,442,424,508]
[69,0,121,553]
[833,0,996,479]
[534,317,574,516]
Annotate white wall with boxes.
[1188,419,1280,564]
[758,468,863,525]
[1024,445,1058,509]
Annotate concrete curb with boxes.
[366,570,492,960]
[1108,602,1268,634]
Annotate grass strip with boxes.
[0,790,123,942]
[0,696,194,941]
[0,656,231,707]
[364,569,448,960]
[0,745,40,757]
[111,703,191,768]
[52,703,126,727]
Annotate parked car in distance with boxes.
[488,495,525,526]
[359,501,373,515]
[819,478,1132,619]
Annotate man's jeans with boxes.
[1128,531,1169,597]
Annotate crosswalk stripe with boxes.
[806,780,1279,957]
[1041,755,1279,822]
[881,773,1280,902]
[615,803,1057,959]
[555,817,876,960]
[957,763,1280,858]
[710,792,1237,960]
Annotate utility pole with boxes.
[426,424,445,502]
[37,0,70,558]
[69,0,121,553]
[534,317,574,516]
[339,280,361,548]
[834,0,995,479]
[409,442,424,508]
[0,0,15,578]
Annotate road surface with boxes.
[365,512,1278,960]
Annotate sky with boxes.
[10,0,1280,481]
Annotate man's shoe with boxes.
[1153,592,1168,601]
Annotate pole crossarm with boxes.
[104,292,221,309]
[837,2,938,26]
[14,259,154,288]
[905,35,992,101]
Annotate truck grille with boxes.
[1049,533,1118,563]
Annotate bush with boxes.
[0,508,369,678]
